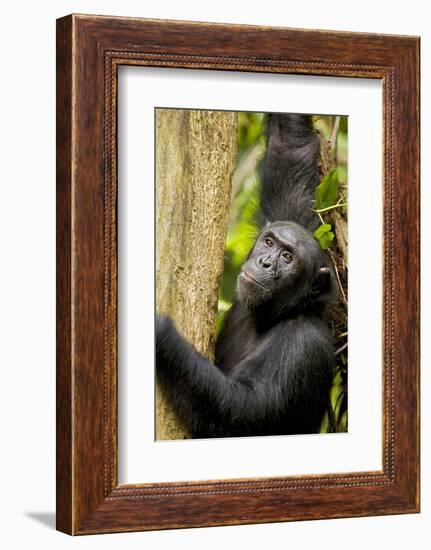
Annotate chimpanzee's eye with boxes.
[264,238,273,248]
[282,251,293,263]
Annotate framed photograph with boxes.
[56,14,420,535]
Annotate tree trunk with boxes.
[155,109,237,440]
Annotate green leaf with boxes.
[315,169,339,209]
[319,410,329,433]
[314,223,332,239]
[319,232,334,250]
[314,223,334,250]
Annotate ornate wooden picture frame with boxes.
[56,14,420,535]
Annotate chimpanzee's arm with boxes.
[156,316,333,437]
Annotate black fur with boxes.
[260,114,321,231]
[156,113,335,438]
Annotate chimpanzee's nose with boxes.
[258,255,272,269]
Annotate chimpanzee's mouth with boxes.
[240,271,268,291]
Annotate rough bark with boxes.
[155,109,237,440]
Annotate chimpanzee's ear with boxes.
[311,266,333,297]
[318,266,331,280]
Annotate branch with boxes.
[328,249,348,305]
[329,115,341,158]
[335,342,348,356]
[315,202,348,214]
